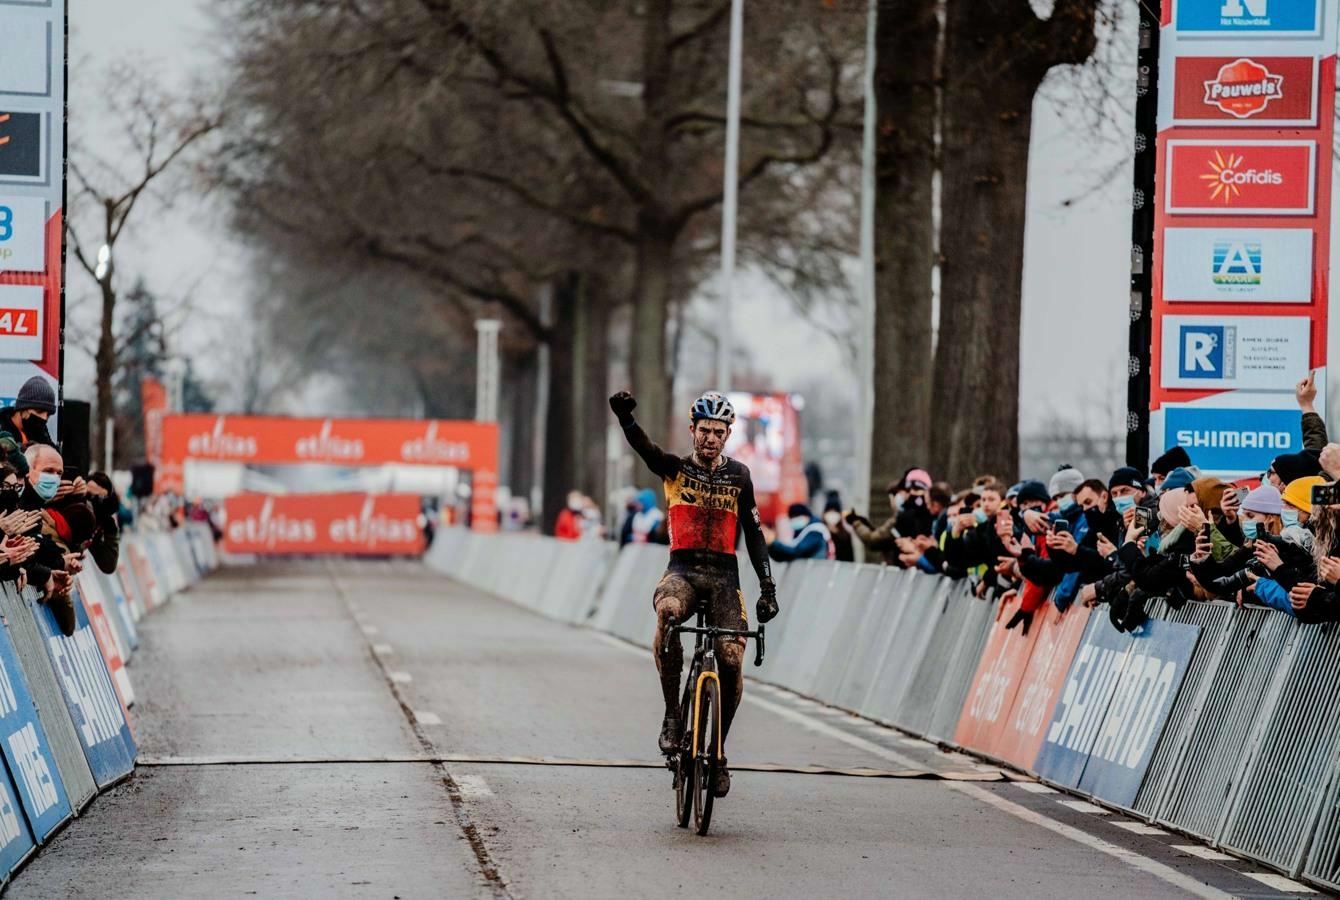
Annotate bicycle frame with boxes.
[666,612,766,761]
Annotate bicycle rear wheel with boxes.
[693,677,721,836]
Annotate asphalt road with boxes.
[6,561,1324,898]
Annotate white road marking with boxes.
[361,625,380,637]
[1242,872,1317,893]
[389,671,413,684]
[455,775,494,799]
[1059,800,1111,815]
[1173,845,1234,861]
[582,626,1230,898]
[1112,822,1168,836]
[1013,782,1058,794]
[414,711,443,726]
[373,643,394,656]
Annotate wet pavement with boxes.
[6,561,1321,898]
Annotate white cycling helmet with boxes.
[690,391,736,425]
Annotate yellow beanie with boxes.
[1282,476,1327,513]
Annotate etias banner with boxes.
[222,494,427,556]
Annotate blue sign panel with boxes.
[1176,0,1323,36]
[0,770,34,877]
[1035,619,1200,807]
[1164,405,1300,474]
[1178,325,1226,379]
[97,571,137,653]
[33,589,135,787]
[0,617,68,840]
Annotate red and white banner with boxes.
[160,414,499,532]
[1150,1,1337,477]
[222,493,427,556]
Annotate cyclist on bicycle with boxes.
[609,389,779,797]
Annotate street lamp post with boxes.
[475,319,502,423]
[717,0,745,392]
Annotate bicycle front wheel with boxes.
[693,677,721,836]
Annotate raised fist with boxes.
[609,391,637,421]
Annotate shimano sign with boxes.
[1034,618,1200,807]
[1162,405,1301,474]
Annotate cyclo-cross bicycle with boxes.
[664,611,765,836]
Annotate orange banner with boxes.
[142,378,167,466]
[222,493,427,556]
[159,415,499,532]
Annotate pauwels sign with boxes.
[0,0,63,412]
[1149,0,1337,478]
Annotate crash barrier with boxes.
[429,528,1340,891]
[0,523,217,888]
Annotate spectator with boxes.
[822,493,854,563]
[82,472,121,574]
[845,480,906,565]
[1149,446,1192,491]
[769,504,834,561]
[0,376,57,478]
[628,489,667,545]
[894,469,935,539]
[554,491,584,541]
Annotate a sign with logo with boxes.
[1034,618,1200,808]
[222,493,427,556]
[0,285,42,361]
[1162,227,1313,303]
[0,196,43,274]
[1162,404,1301,474]
[1172,56,1317,126]
[0,0,64,420]
[1161,315,1308,390]
[954,595,1041,756]
[1175,0,1324,38]
[1166,140,1315,215]
[0,616,68,841]
[0,765,32,878]
[32,591,136,788]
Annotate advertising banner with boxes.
[0,0,64,414]
[1159,315,1309,389]
[954,597,1039,755]
[0,615,68,841]
[1034,618,1200,808]
[159,415,500,532]
[222,493,427,556]
[1149,1,1336,478]
[987,605,1092,769]
[1162,227,1313,303]
[32,591,136,788]
[724,393,807,524]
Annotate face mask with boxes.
[974,508,989,525]
[789,516,812,534]
[1057,495,1076,513]
[1113,495,1135,514]
[1282,509,1300,528]
[33,473,59,501]
[823,511,841,528]
[1242,520,1259,541]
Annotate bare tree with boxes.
[67,63,221,461]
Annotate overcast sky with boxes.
[69,2,1136,437]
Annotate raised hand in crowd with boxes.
[1323,443,1340,481]
[62,552,83,575]
[1045,528,1078,556]
[843,509,871,529]
[1177,503,1207,533]
[0,536,36,567]
[1318,556,1340,585]
[1079,583,1098,608]
[0,509,39,536]
[1291,582,1317,612]
[1022,509,1049,535]
[1254,540,1284,573]
[994,589,1018,621]
[1297,370,1318,413]
[1095,533,1117,559]
[1220,486,1240,523]
[1190,529,1213,565]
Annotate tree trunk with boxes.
[93,279,117,473]
[931,8,1044,486]
[573,273,610,503]
[867,0,939,515]
[628,228,675,489]
[541,272,581,535]
[502,347,539,511]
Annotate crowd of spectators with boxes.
[839,372,1340,634]
[0,377,123,637]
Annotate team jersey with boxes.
[619,419,771,582]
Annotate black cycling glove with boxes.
[609,391,637,426]
[757,578,779,623]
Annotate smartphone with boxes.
[61,465,81,482]
[1234,486,1250,504]
[1051,520,1071,535]
[1133,507,1154,533]
[1200,522,1212,538]
[1313,483,1340,508]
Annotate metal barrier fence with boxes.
[0,523,218,888]
[426,527,1340,892]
